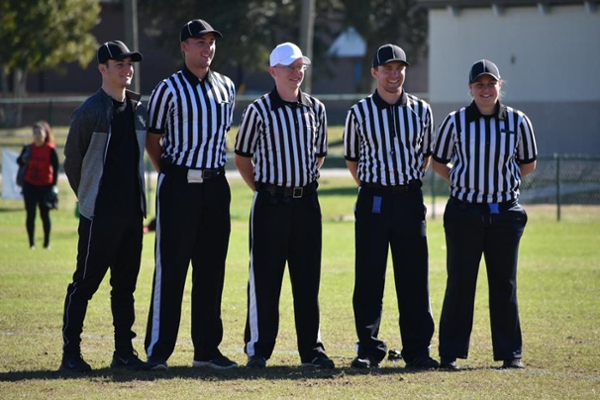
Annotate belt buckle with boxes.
[187,169,204,183]
[292,187,303,198]
[202,169,211,179]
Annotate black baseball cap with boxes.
[469,59,501,83]
[97,40,143,64]
[372,44,410,68]
[179,19,223,42]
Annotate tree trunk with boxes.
[7,68,28,128]
[0,68,27,128]
[357,40,380,94]
[0,66,7,128]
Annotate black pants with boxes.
[244,190,326,363]
[62,213,143,355]
[439,197,527,361]
[22,182,52,247]
[353,186,434,364]
[145,169,231,362]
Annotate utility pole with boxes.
[299,0,315,93]
[124,0,140,93]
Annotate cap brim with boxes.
[381,58,410,67]
[470,72,500,83]
[191,30,223,39]
[278,56,311,66]
[116,51,143,62]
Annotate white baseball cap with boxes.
[269,42,311,67]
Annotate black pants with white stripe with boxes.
[439,197,526,361]
[353,186,435,364]
[145,168,231,363]
[62,213,143,355]
[244,190,327,363]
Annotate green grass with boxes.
[1,177,599,399]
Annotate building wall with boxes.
[426,3,600,155]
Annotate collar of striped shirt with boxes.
[268,87,311,110]
[372,89,408,109]
[182,65,217,86]
[465,101,508,123]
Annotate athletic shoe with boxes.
[302,354,335,369]
[147,359,168,371]
[60,352,92,373]
[350,356,380,369]
[502,358,524,369]
[440,357,460,371]
[193,355,238,369]
[110,351,148,370]
[387,349,403,361]
[246,356,267,369]
[405,355,440,370]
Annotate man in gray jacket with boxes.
[61,40,148,373]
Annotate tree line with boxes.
[0,0,426,127]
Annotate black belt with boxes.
[257,181,317,198]
[361,180,422,194]
[450,197,518,213]
[166,162,224,179]
[190,167,224,179]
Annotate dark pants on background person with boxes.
[244,185,327,363]
[353,184,435,364]
[145,166,231,363]
[22,182,52,247]
[439,197,527,362]
[62,213,143,356]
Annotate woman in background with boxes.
[17,120,59,249]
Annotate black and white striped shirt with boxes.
[433,101,537,203]
[147,66,235,169]
[234,88,328,187]
[344,90,434,185]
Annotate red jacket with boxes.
[23,143,58,186]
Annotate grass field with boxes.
[0,176,599,399]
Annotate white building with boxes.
[418,0,600,155]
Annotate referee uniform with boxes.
[235,42,332,368]
[433,59,537,369]
[344,44,437,369]
[144,20,236,369]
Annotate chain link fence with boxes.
[422,154,600,221]
[1,96,598,221]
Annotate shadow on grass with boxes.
[317,186,357,197]
[0,207,22,213]
[0,364,454,382]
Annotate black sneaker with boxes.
[302,354,335,369]
[111,351,148,370]
[147,359,168,371]
[193,355,238,370]
[440,357,459,371]
[60,353,92,373]
[246,356,267,369]
[502,358,524,369]
[350,356,380,369]
[387,349,403,361]
[405,355,440,370]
